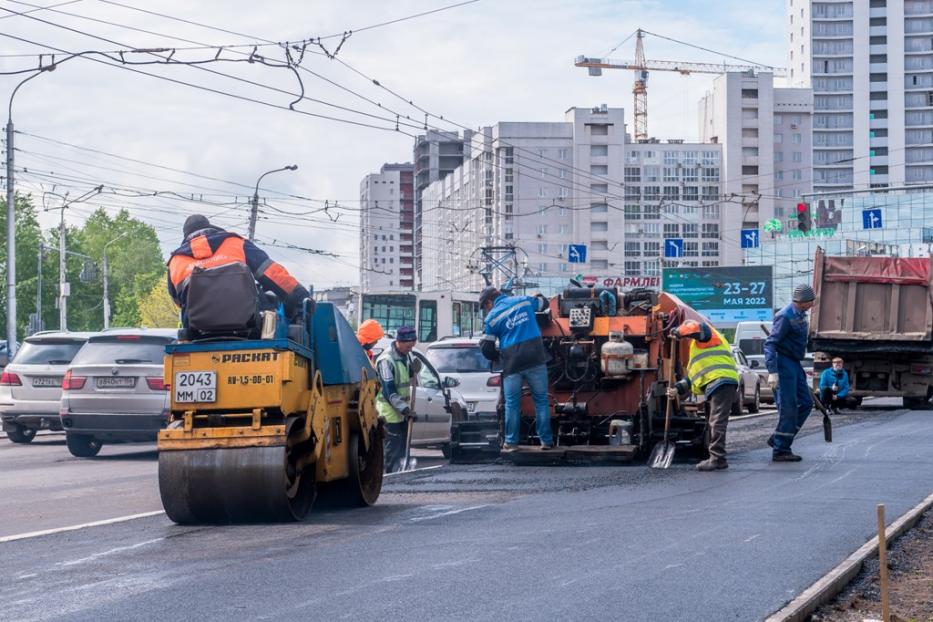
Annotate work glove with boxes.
[665,387,678,400]
[401,407,416,421]
[768,373,779,390]
[832,384,838,393]
[410,357,423,374]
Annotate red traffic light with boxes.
[796,202,808,213]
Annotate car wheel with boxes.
[748,384,760,414]
[441,443,452,460]
[731,385,743,418]
[7,424,36,444]
[903,396,930,410]
[66,433,102,458]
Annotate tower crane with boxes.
[575,29,787,142]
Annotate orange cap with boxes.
[674,320,702,338]
[356,319,385,345]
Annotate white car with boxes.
[424,337,499,417]
[0,331,95,444]
[731,347,761,416]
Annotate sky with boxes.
[0,0,787,289]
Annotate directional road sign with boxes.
[568,244,587,263]
[664,238,684,258]
[862,208,883,230]
[741,229,760,249]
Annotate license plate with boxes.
[467,402,477,412]
[96,376,136,388]
[31,376,62,388]
[174,371,217,403]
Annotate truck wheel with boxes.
[66,433,102,458]
[441,443,452,460]
[7,424,36,444]
[747,385,760,414]
[904,396,930,410]
[731,385,743,417]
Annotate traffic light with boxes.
[796,202,812,233]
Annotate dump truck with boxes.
[449,285,711,463]
[157,299,383,523]
[810,247,933,409]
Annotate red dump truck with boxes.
[810,247,933,409]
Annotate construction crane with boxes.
[575,29,787,142]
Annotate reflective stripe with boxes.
[253,257,274,279]
[774,431,795,438]
[688,364,739,384]
[169,236,247,288]
[686,327,739,394]
[260,261,300,294]
[687,349,724,365]
[487,300,532,328]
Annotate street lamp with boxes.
[247,164,298,241]
[102,231,129,329]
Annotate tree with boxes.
[138,278,179,328]
[0,194,43,339]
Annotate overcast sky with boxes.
[1,0,786,288]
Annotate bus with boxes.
[358,291,482,344]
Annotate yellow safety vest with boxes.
[375,350,411,424]
[686,328,739,395]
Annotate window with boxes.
[624,242,641,256]
[591,183,608,195]
[793,133,802,144]
[701,223,719,238]
[592,202,609,213]
[663,167,678,182]
[540,167,548,178]
[591,259,609,270]
[683,151,699,165]
[702,186,718,201]
[643,204,660,219]
[702,167,720,182]
[683,167,698,182]
[592,240,609,250]
[775,151,784,163]
[741,88,758,99]
[702,204,720,219]
[591,164,608,176]
[644,166,660,182]
[537,243,548,254]
[624,204,641,220]
[625,186,641,200]
[591,221,609,232]
[624,261,641,276]
[742,165,759,176]
[683,242,698,257]
[559,168,568,179]
[663,186,679,200]
[539,187,548,197]
[644,186,661,200]
[590,145,608,157]
[664,151,678,165]
[624,167,641,182]
[774,134,783,144]
[559,224,570,235]
[537,225,548,235]
[793,170,802,180]
[663,223,680,238]
[702,242,719,257]
[683,186,699,201]
[793,151,802,163]
[559,187,569,198]
[682,224,698,238]
[558,148,568,160]
[590,124,609,136]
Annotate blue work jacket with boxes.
[763,303,810,373]
[482,294,547,376]
[819,368,850,398]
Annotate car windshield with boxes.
[13,340,84,365]
[738,339,765,356]
[71,338,172,365]
[426,346,498,373]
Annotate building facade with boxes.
[420,106,727,291]
[789,0,933,191]
[699,71,814,262]
[359,162,414,292]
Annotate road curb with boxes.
[765,491,933,622]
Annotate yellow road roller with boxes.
[157,300,383,523]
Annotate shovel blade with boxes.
[648,441,676,469]
[823,413,833,443]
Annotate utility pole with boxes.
[101,231,128,329]
[35,243,42,333]
[248,164,298,241]
[58,207,67,331]
[5,119,14,350]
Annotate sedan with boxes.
[731,348,761,416]
[424,337,499,417]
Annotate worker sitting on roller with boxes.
[376,326,421,473]
[667,319,739,471]
[167,214,309,330]
[356,319,385,364]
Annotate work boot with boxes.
[540,443,554,451]
[696,457,728,471]
[500,444,518,453]
[772,451,802,462]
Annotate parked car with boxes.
[424,337,499,417]
[0,340,18,369]
[59,328,177,457]
[409,349,466,454]
[731,347,761,416]
[0,332,94,443]
[735,321,773,403]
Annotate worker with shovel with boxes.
[666,320,739,471]
[375,326,421,473]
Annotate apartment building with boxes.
[358,162,415,292]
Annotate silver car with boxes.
[424,337,499,417]
[731,348,761,416]
[59,328,177,457]
[0,332,94,444]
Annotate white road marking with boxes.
[0,510,165,544]
[409,504,490,522]
[58,537,164,567]
[744,533,761,543]
[385,464,445,477]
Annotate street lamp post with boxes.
[102,231,129,329]
[248,165,298,241]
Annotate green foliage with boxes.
[138,278,180,328]
[0,198,167,339]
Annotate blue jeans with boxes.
[502,364,553,446]
[773,355,813,452]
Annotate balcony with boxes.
[742,136,758,147]
[869,81,889,92]
[869,63,888,73]
[870,117,889,129]
[870,155,889,165]
[870,136,890,147]
[869,45,888,54]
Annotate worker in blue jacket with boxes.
[478,286,553,451]
[819,357,850,413]
[764,284,816,462]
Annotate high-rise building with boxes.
[359,163,414,292]
[790,0,931,191]
[699,71,813,263]
[413,130,470,290]
[420,105,727,291]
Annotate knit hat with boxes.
[793,284,816,303]
[183,214,211,238]
[479,286,500,307]
[396,326,417,343]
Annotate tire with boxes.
[320,429,384,508]
[903,396,930,410]
[65,433,102,458]
[747,384,760,414]
[441,443,452,460]
[731,384,743,417]
[7,424,36,444]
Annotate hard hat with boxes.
[356,319,384,345]
[479,286,500,307]
[674,320,712,342]
[793,284,816,303]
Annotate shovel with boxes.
[402,366,419,471]
[760,324,832,443]
[649,342,679,469]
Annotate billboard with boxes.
[662,265,774,327]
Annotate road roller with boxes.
[157,300,383,523]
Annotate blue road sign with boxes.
[740,228,760,249]
[664,238,684,258]
[568,244,587,263]
[862,208,883,230]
